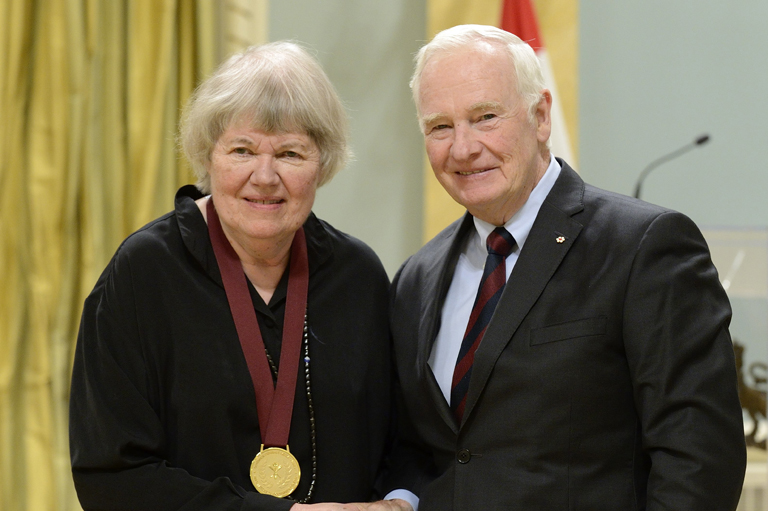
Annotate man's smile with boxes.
[457,167,495,176]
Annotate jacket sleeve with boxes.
[69,258,294,511]
[380,262,439,501]
[622,211,746,511]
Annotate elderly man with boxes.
[387,24,746,510]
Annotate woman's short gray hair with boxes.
[410,24,546,129]
[180,41,351,193]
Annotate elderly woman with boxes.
[69,42,410,511]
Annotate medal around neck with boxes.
[251,445,301,498]
[206,200,310,499]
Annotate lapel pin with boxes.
[556,236,566,244]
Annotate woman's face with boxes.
[209,122,321,249]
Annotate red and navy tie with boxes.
[450,227,516,422]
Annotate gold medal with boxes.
[250,444,301,498]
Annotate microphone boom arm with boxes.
[633,134,710,199]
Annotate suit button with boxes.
[456,448,471,464]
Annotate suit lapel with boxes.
[461,162,586,425]
[416,214,475,433]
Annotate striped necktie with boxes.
[450,227,516,422]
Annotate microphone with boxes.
[633,134,710,199]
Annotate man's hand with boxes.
[359,499,413,511]
[291,498,413,511]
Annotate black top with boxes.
[70,186,392,511]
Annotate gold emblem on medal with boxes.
[250,445,301,498]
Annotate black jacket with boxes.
[389,161,746,510]
[70,186,392,511]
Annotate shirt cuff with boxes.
[384,489,419,511]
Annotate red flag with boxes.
[501,0,542,51]
[500,0,574,163]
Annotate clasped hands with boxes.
[291,498,413,511]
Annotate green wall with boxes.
[269,0,427,276]
[580,1,768,228]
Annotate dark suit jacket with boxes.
[388,160,746,510]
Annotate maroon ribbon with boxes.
[206,199,309,448]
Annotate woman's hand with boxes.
[291,498,413,511]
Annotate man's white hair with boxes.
[410,24,547,131]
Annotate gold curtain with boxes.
[423,0,579,241]
[0,1,219,509]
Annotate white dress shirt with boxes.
[428,156,561,403]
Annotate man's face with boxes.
[418,44,551,225]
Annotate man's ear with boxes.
[535,89,553,143]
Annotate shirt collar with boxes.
[472,154,561,253]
